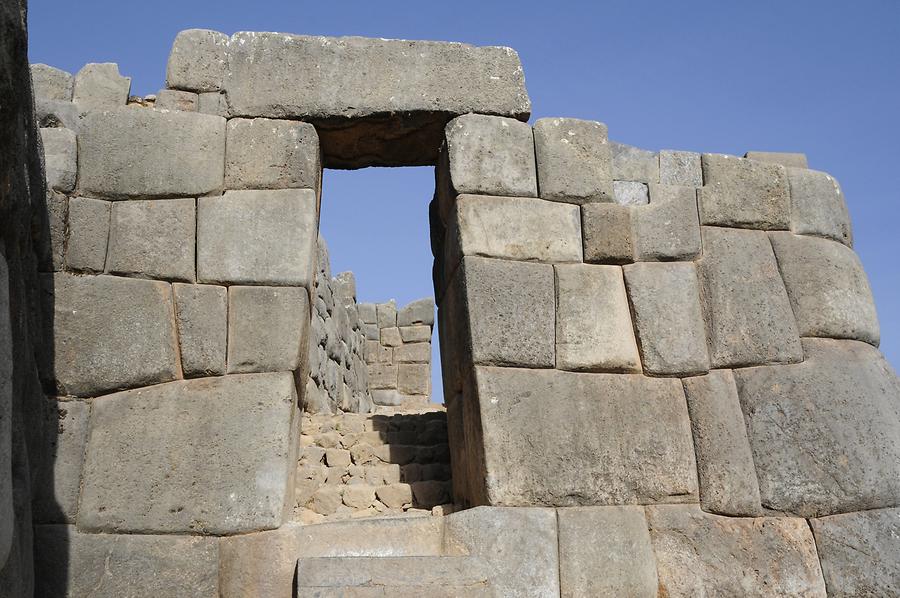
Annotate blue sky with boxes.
[29,1,900,401]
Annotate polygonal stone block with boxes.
[612,180,648,205]
[699,153,790,229]
[623,262,709,375]
[40,127,76,192]
[399,325,430,343]
[30,63,73,101]
[376,301,397,329]
[72,63,131,110]
[197,189,317,287]
[33,398,90,523]
[533,117,613,204]
[35,96,79,129]
[166,28,230,92]
[555,264,640,373]
[787,167,853,246]
[173,283,226,377]
[397,297,434,327]
[744,150,808,169]
[154,88,198,111]
[733,338,900,517]
[107,198,196,281]
[65,196,110,272]
[225,118,321,191]
[631,183,701,261]
[770,232,878,344]
[610,141,658,183]
[581,203,633,264]
[78,372,297,534]
[227,286,310,374]
[40,190,67,271]
[658,150,701,186]
[697,226,803,367]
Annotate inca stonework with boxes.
[0,17,898,598]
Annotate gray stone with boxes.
[227,286,310,374]
[33,398,90,523]
[78,372,297,534]
[166,28,230,92]
[460,256,555,368]
[631,183,701,261]
[368,364,398,390]
[397,297,434,327]
[380,326,402,347]
[623,262,709,375]
[658,150,701,186]
[733,338,900,517]
[296,555,490,591]
[744,150,808,169]
[557,506,657,598]
[106,198,196,281]
[770,232,878,344]
[581,203,633,264]
[810,507,900,597]
[372,389,402,406]
[610,141,658,183]
[612,180,648,206]
[358,303,376,324]
[35,96,80,129]
[155,88,199,111]
[399,325,431,343]
[218,524,305,598]
[225,118,321,191]
[787,167,853,246]
[40,273,181,397]
[533,117,613,204]
[555,264,641,372]
[333,271,356,307]
[394,343,430,363]
[399,363,430,395]
[198,91,229,116]
[646,505,826,597]
[697,226,803,367]
[65,196,110,272]
[34,525,218,597]
[699,153,790,229]
[197,189,317,287]
[30,63,73,101]
[40,190,67,271]
[0,256,9,569]
[681,370,763,516]
[40,127,76,192]
[470,366,697,505]
[173,283,227,377]
[376,301,397,329]
[78,108,225,199]
[72,63,131,110]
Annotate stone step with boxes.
[295,586,491,598]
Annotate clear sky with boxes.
[28,1,900,402]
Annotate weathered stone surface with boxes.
[371,389,402,406]
[682,370,762,516]
[399,325,431,343]
[376,301,397,329]
[632,183,701,260]
[35,96,80,130]
[167,29,230,92]
[78,373,297,534]
[39,190,68,271]
[810,507,900,597]
[368,364,398,390]
[225,118,321,191]
[30,63,73,101]
[358,303,376,324]
[613,180,648,205]
[227,286,310,374]
[219,524,304,598]
[745,150,808,169]
[296,555,490,591]
[557,506,657,598]
[610,141,658,183]
[40,127,76,192]
[380,326,402,347]
[770,232,878,344]
[398,363,430,395]
[658,150,701,186]
[697,226,803,367]
[77,108,225,199]
[555,264,640,372]
[471,366,697,505]
[647,505,826,597]
[377,484,414,509]
[623,262,709,375]
[33,398,90,523]
[106,198,196,281]
[197,189,317,287]
[699,153,790,229]
[581,203,633,264]
[0,255,11,573]
[173,283,226,376]
[41,274,180,396]
[733,338,900,517]
[34,525,218,597]
[787,167,852,245]
[393,343,430,363]
[533,117,613,204]
[459,257,555,368]
[65,196,110,272]
[198,91,229,116]
[155,88,199,111]
[397,298,434,327]
[72,63,130,110]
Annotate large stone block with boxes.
[733,338,900,517]
[581,203,633,264]
[72,63,131,110]
[398,363,430,395]
[166,29,230,92]
[35,96,80,130]
[173,283,227,376]
[647,505,826,597]
[770,232,878,344]
[77,108,225,199]
[555,264,640,372]
[106,198,196,281]
[30,63,73,101]
[699,153,790,229]
[225,118,321,190]
[78,373,297,534]
[0,256,9,568]
[154,88,199,111]
[34,525,218,597]
[744,150,808,169]
[631,183,701,260]
[227,286,310,374]
[612,180,648,205]
[197,189,317,287]
[810,507,900,597]
[40,273,181,397]
[471,366,697,506]
[397,298,434,327]
[697,226,803,367]
[459,257,555,368]
[610,141,658,183]
[658,150,701,187]
[40,127,76,192]
[533,117,613,204]
[787,167,852,245]
[39,190,68,271]
[557,506,657,598]
[33,398,90,523]
[623,262,709,375]
[65,196,110,272]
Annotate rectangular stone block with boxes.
[658,150,701,186]
[398,363,430,396]
[581,203,633,264]
[72,63,131,110]
[198,91,229,116]
[78,372,297,534]
[610,141,658,183]
[744,150,808,169]
[697,226,803,367]
[393,343,430,363]
[33,398,90,523]
[368,364,398,390]
[699,153,790,229]
[77,108,225,199]
[533,117,613,204]
[631,184,701,261]
[40,127,76,192]
[376,301,397,329]
[623,262,709,375]
[107,198,196,281]
[227,286,310,374]
[39,190,67,271]
[40,273,181,397]
[787,167,852,246]
[555,264,640,372]
[379,326,402,347]
[155,88,199,111]
[65,196,110,273]
[399,325,431,343]
[225,118,321,191]
[167,29,230,92]
[31,63,74,101]
[173,283,227,376]
[397,298,434,327]
[358,303,376,324]
[612,180,648,205]
[197,189,317,287]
